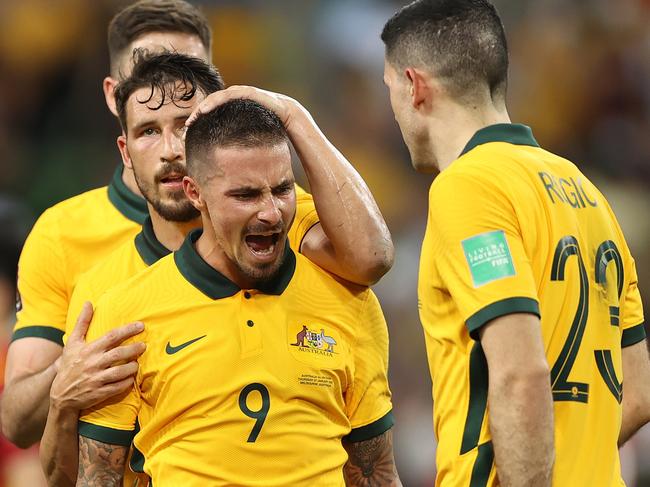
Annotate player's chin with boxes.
[411,157,438,174]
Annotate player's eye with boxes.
[272,183,293,196]
[142,127,159,136]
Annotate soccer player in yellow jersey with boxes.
[381,1,650,486]
[2,0,394,451]
[39,50,323,487]
[2,0,213,447]
[74,99,400,486]
[38,51,224,487]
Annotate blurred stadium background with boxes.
[0,0,648,485]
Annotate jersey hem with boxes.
[466,297,540,340]
[11,326,64,345]
[78,421,135,446]
[622,323,646,348]
[344,410,394,443]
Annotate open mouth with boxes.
[245,232,281,257]
[159,173,184,187]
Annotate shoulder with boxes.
[42,186,111,220]
[26,187,113,240]
[97,253,176,313]
[75,238,143,296]
[292,253,371,310]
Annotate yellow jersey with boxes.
[65,217,169,336]
[418,124,645,487]
[78,229,393,487]
[14,168,318,346]
[13,167,147,344]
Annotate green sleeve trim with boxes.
[622,323,646,348]
[466,297,540,341]
[11,326,64,345]
[344,410,394,443]
[78,421,135,446]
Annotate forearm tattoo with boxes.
[343,430,400,487]
[77,436,127,487]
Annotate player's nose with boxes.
[160,130,183,162]
[256,195,282,225]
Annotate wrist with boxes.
[284,100,312,135]
[49,378,75,413]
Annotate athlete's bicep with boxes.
[479,312,549,378]
[343,429,401,486]
[620,339,650,445]
[77,436,127,487]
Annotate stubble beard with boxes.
[134,167,200,222]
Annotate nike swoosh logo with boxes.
[166,335,207,354]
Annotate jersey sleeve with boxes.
[78,292,140,446]
[429,171,540,340]
[343,290,394,442]
[620,256,646,348]
[13,210,68,345]
[287,184,319,252]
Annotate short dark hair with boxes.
[108,0,212,76]
[381,0,509,101]
[185,99,289,181]
[114,50,224,132]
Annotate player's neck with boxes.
[194,225,257,290]
[149,208,201,251]
[431,101,511,172]
[121,166,143,197]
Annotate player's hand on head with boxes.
[186,85,298,129]
[50,302,146,412]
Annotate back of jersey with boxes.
[498,143,644,485]
[420,124,645,486]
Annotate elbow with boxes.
[351,240,395,286]
[1,420,34,449]
[623,392,650,427]
[0,401,37,449]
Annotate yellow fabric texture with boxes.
[419,132,643,487]
[78,246,392,486]
[14,186,142,343]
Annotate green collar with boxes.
[460,123,540,156]
[107,166,148,224]
[174,229,296,299]
[134,217,171,266]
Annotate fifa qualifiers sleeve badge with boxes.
[461,230,516,287]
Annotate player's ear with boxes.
[104,76,119,117]
[117,135,133,170]
[405,67,430,109]
[183,176,205,211]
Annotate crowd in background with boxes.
[0,0,648,485]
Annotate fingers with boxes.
[99,361,139,384]
[68,302,94,342]
[84,376,136,409]
[92,322,144,351]
[185,85,258,127]
[97,342,146,368]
